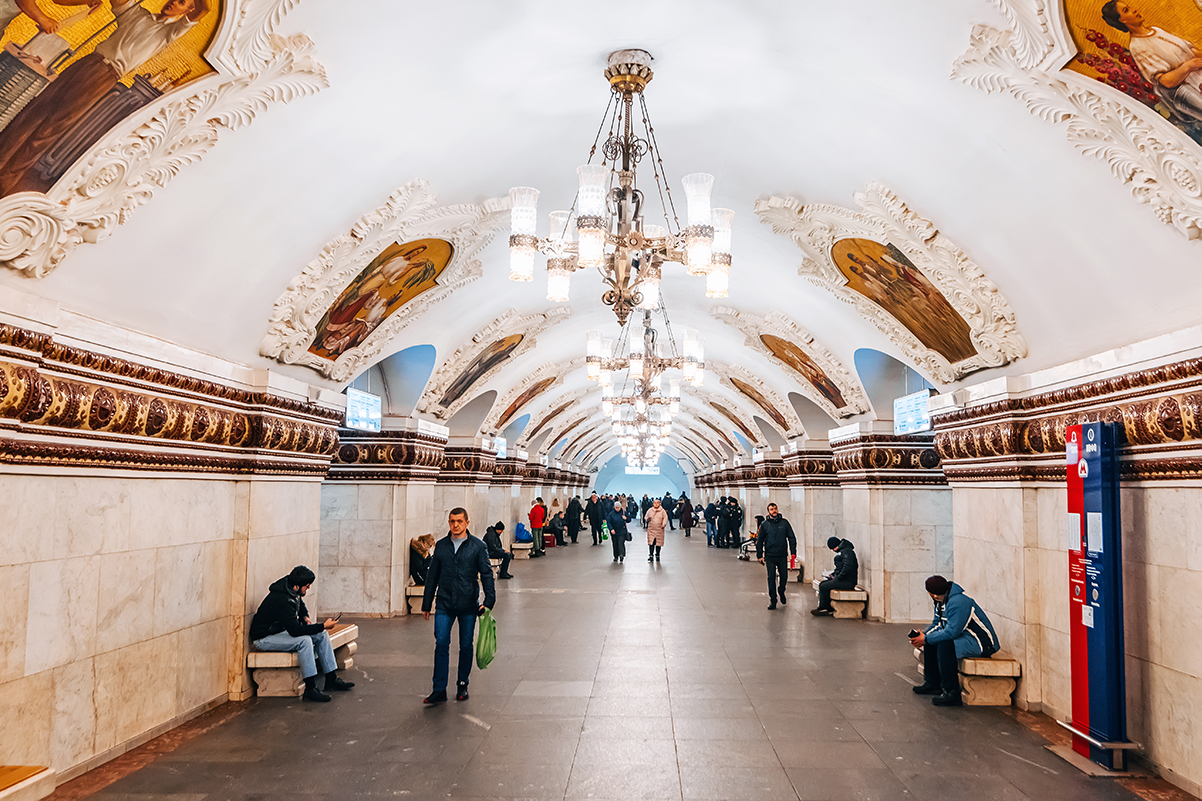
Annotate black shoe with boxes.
[780,593,787,605]
[613,558,618,562]
[619,556,624,563]
[648,556,655,562]
[655,555,660,562]
[767,602,777,610]
[423,691,447,705]
[456,684,469,701]
[932,691,963,707]
[499,573,514,579]
[325,675,355,691]
[303,685,331,702]
[912,683,941,695]
[810,608,832,616]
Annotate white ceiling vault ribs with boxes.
[530,409,592,455]
[542,405,608,457]
[680,410,741,457]
[681,397,762,452]
[956,0,1202,240]
[681,426,724,464]
[481,357,586,436]
[755,184,1027,386]
[416,307,574,420]
[0,0,327,278]
[706,360,806,440]
[710,306,871,418]
[689,389,767,449]
[516,388,590,449]
[565,428,608,465]
[260,181,508,382]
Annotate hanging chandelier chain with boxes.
[639,93,681,235]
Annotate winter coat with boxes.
[566,499,583,532]
[830,539,859,585]
[250,577,325,641]
[483,526,507,560]
[680,500,694,528]
[704,503,718,522]
[421,532,497,616]
[606,508,629,540]
[924,582,1000,659]
[645,506,668,545]
[529,504,547,529]
[663,496,677,513]
[585,498,603,527]
[755,515,797,559]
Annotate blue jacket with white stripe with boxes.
[924,583,1000,659]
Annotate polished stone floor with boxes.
[79,527,1159,801]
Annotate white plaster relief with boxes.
[710,306,870,418]
[416,306,574,420]
[518,388,592,450]
[955,1,1202,239]
[755,184,1027,384]
[481,357,586,435]
[0,0,327,278]
[688,393,766,449]
[260,180,508,381]
[706,359,808,440]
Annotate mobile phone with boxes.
[333,612,343,622]
[908,629,920,638]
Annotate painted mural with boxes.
[1065,0,1202,144]
[830,238,977,365]
[709,401,758,444]
[497,376,556,431]
[309,238,454,361]
[730,377,790,434]
[0,0,220,198]
[697,419,738,453]
[526,399,573,442]
[438,333,524,409]
[759,334,847,409]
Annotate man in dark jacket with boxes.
[812,537,859,616]
[704,500,718,546]
[566,496,583,543]
[756,503,797,610]
[585,493,603,545]
[662,493,677,530]
[422,508,497,704]
[716,498,732,548]
[910,576,1000,707]
[483,521,514,580]
[607,500,630,563]
[250,565,355,702]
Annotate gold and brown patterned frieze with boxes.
[491,456,526,485]
[783,450,840,487]
[328,429,446,482]
[438,446,497,484]
[932,358,1202,482]
[830,434,945,486]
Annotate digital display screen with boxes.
[893,389,932,435]
[345,388,382,432]
[493,437,507,459]
[625,466,660,475]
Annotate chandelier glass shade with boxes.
[507,48,734,324]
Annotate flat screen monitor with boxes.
[345,388,382,432]
[893,389,932,435]
[626,466,660,475]
[493,437,507,459]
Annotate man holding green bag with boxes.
[421,508,496,704]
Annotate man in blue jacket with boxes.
[422,508,496,704]
[910,575,1000,707]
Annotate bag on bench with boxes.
[514,523,532,543]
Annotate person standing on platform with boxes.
[680,496,694,537]
[421,508,496,704]
[812,537,859,616]
[640,495,652,526]
[756,503,797,610]
[585,492,603,545]
[662,493,677,530]
[910,575,1000,707]
[729,498,744,548]
[645,497,668,562]
[566,495,583,544]
[704,499,718,546]
[528,497,547,557]
[716,498,732,548]
[607,499,629,563]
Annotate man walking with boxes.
[585,492,603,545]
[812,537,859,616]
[910,575,1000,707]
[422,508,496,704]
[756,503,797,610]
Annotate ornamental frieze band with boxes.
[329,429,447,482]
[830,434,945,486]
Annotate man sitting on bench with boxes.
[250,565,355,703]
[812,537,858,616]
[910,575,1000,707]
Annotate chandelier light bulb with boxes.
[629,356,644,377]
[599,368,612,387]
[547,264,571,302]
[711,208,734,255]
[509,248,535,282]
[548,210,573,246]
[509,187,540,235]
[577,226,605,268]
[669,378,681,399]
[576,164,609,217]
[681,173,714,227]
[686,235,712,277]
[669,399,680,416]
[635,265,660,310]
[705,258,729,298]
[635,398,647,414]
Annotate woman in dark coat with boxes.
[680,497,695,537]
[566,496,583,544]
[607,500,630,563]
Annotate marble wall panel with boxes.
[320,484,357,521]
[358,484,393,521]
[93,635,178,754]
[97,550,157,651]
[26,556,100,674]
[129,481,191,550]
[338,520,392,567]
[248,481,321,542]
[54,479,132,559]
[0,563,29,682]
[153,543,206,638]
[245,529,320,617]
[1157,566,1202,679]
[0,475,58,566]
[0,671,52,764]
[176,618,229,714]
[51,657,96,770]
[322,566,390,614]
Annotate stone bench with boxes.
[0,766,54,801]
[811,579,868,618]
[247,623,358,697]
[512,542,534,559]
[405,584,426,614]
[913,647,1022,706]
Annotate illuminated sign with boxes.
[893,389,932,435]
[344,388,381,432]
[625,466,660,475]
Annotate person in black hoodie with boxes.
[250,565,355,702]
[812,536,859,616]
[421,508,496,704]
[483,521,514,580]
[756,503,797,610]
[584,493,603,545]
[566,496,583,544]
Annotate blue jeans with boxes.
[705,521,715,544]
[433,611,477,693]
[254,630,336,679]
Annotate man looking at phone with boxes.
[909,575,1000,707]
[250,565,354,702]
[422,507,496,704]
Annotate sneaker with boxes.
[423,691,447,705]
[810,608,833,616]
[303,685,331,702]
[912,683,941,695]
[932,691,963,707]
[325,675,355,691]
[456,683,469,701]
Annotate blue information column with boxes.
[1065,422,1130,770]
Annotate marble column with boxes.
[783,449,842,581]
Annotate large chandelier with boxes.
[507,49,734,324]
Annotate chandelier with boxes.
[507,49,734,324]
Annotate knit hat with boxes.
[826,537,841,550]
[925,575,951,596]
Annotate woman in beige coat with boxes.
[644,498,669,562]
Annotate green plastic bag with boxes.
[601,521,609,541]
[476,608,497,669]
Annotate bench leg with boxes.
[407,596,423,615]
[252,667,304,697]
[334,642,357,670]
[831,600,865,619]
[960,675,1016,706]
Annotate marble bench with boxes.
[811,579,869,618]
[247,623,358,697]
[512,542,534,559]
[913,647,1021,706]
[405,584,426,614]
[0,766,54,801]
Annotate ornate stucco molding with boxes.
[438,445,497,484]
[755,185,1027,384]
[415,307,574,420]
[710,306,869,418]
[691,390,767,449]
[0,0,327,278]
[482,357,585,435]
[328,429,447,483]
[529,407,591,455]
[511,386,590,448]
[783,449,840,488]
[706,360,806,440]
[830,432,946,487]
[261,181,508,380]
[953,2,1202,239]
